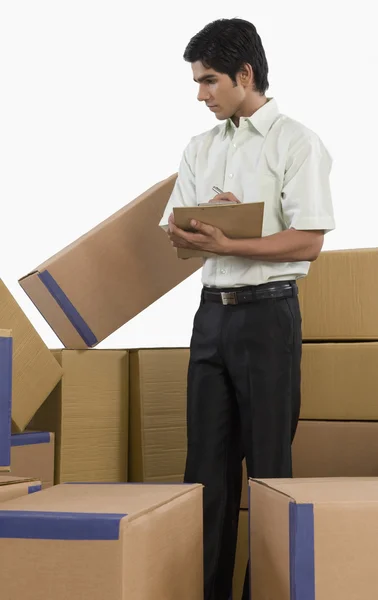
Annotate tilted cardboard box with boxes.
[0,281,63,431]
[19,175,202,349]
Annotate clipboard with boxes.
[173,202,264,259]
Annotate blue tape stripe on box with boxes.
[28,484,42,494]
[38,270,98,347]
[11,432,51,447]
[0,511,127,540]
[289,503,315,600]
[0,337,12,468]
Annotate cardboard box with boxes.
[298,247,378,340]
[300,342,378,419]
[0,329,12,471]
[232,510,249,600]
[18,175,202,349]
[11,431,55,488]
[0,482,203,600]
[241,419,378,508]
[0,280,63,431]
[129,348,188,482]
[28,350,129,483]
[240,461,249,510]
[293,421,378,477]
[173,202,264,259]
[249,477,378,599]
[0,475,41,503]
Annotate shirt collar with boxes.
[223,97,280,138]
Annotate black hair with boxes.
[183,18,269,94]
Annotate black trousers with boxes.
[183,282,302,600]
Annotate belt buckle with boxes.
[221,291,237,305]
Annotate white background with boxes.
[0,1,376,349]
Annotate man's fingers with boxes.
[169,222,184,237]
[209,192,241,204]
[190,220,215,235]
[167,212,175,232]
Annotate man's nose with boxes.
[197,85,210,102]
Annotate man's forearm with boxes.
[223,228,324,262]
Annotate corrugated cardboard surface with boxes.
[0,329,12,471]
[0,482,203,600]
[300,342,378,419]
[18,175,202,349]
[0,475,41,503]
[11,431,55,488]
[249,477,378,600]
[129,348,189,482]
[0,280,63,431]
[28,350,129,483]
[241,419,378,508]
[232,510,249,600]
[298,247,378,340]
[293,421,378,477]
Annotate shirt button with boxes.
[229,173,234,178]
[233,143,237,148]
[221,269,226,274]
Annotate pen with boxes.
[212,186,223,194]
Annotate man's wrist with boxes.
[220,237,259,258]
[219,237,239,256]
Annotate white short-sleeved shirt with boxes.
[159,98,336,288]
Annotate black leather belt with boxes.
[202,281,297,305]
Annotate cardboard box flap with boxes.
[252,477,378,504]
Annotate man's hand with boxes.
[208,192,241,204]
[168,212,230,255]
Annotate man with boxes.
[159,18,335,600]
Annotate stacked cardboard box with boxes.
[29,349,129,484]
[297,248,378,472]
[248,477,378,599]
[0,482,203,599]
[235,249,378,597]
[128,348,188,483]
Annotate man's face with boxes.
[192,61,246,121]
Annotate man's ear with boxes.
[237,63,253,88]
